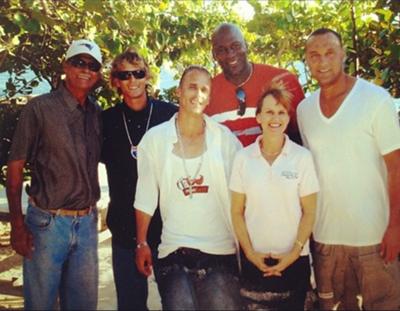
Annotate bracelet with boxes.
[136,241,148,249]
[294,239,304,250]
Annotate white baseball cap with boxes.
[65,39,102,65]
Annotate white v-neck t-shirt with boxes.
[297,78,400,246]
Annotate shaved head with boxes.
[211,23,245,45]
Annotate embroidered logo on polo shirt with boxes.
[176,175,209,197]
[281,171,298,179]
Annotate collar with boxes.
[119,97,152,116]
[250,134,291,158]
[57,82,96,112]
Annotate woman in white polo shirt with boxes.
[230,82,319,310]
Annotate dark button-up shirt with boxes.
[9,83,102,210]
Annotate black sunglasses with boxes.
[236,87,246,116]
[113,70,146,80]
[68,57,101,72]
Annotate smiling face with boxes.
[177,69,211,116]
[63,54,101,94]
[256,94,290,136]
[212,24,249,81]
[113,60,149,107]
[305,32,346,88]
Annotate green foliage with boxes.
[246,0,399,96]
[0,0,398,187]
[0,0,241,108]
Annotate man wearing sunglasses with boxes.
[102,48,177,310]
[6,39,103,310]
[206,23,305,146]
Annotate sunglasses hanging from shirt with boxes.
[121,103,153,159]
[113,70,146,80]
[235,63,253,116]
[236,87,246,116]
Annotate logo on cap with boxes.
[80,43,93,51]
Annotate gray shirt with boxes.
[9,83,102,210]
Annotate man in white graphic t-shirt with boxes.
[134,65,243,310]
[297,28,400,310]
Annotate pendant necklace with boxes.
[175,119,205,199]
[122,102,153,159]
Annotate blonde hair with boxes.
[256,80,294,115]
[109,48,151,92]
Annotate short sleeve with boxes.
[372,97,400,155]
[134,133,159,216]
[8,101,41,162]
[298,151,320,197]
[229,151,245,194]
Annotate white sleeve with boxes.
[299,151,320,197]
[372,97,400,155]
[229,151,245,194]
[134,135,159,216]
[296,105,309,148]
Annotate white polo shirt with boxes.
[229,135,319,256]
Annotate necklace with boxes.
[175,119,206,199]
[259,138,284,158]
[122,102,153,159]
[237,63,253,87]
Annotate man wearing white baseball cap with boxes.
[6,39,103,310]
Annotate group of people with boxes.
[5,22,400,311]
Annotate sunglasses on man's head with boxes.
[113,70,146,80]
[236,87,246,116]
[68,57,101,72]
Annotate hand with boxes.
[10,223,33,258]
[246,250,269,274]
[263,250,300,277]
[135,245,153,277]
[380,225,400,263]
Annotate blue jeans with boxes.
[23,204,98,310]
[157,248,242,310]
[112,239,160,310]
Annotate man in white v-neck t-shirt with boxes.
[297,28,400,310]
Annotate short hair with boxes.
[211,23,244,44]
[110,48,151,90]
[307,28,342,47]
[256,80,294,115]
[179,65,211,86]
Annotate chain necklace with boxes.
[237,63,253,88]
[122,102,153,159]
[175,119,206,199]
[259,138,284,158]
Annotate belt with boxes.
[47,207,92,217]
[29,197,93,217]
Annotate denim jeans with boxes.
[111,238,160,310]
[23,204,98,310]
[157,248,242,310]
